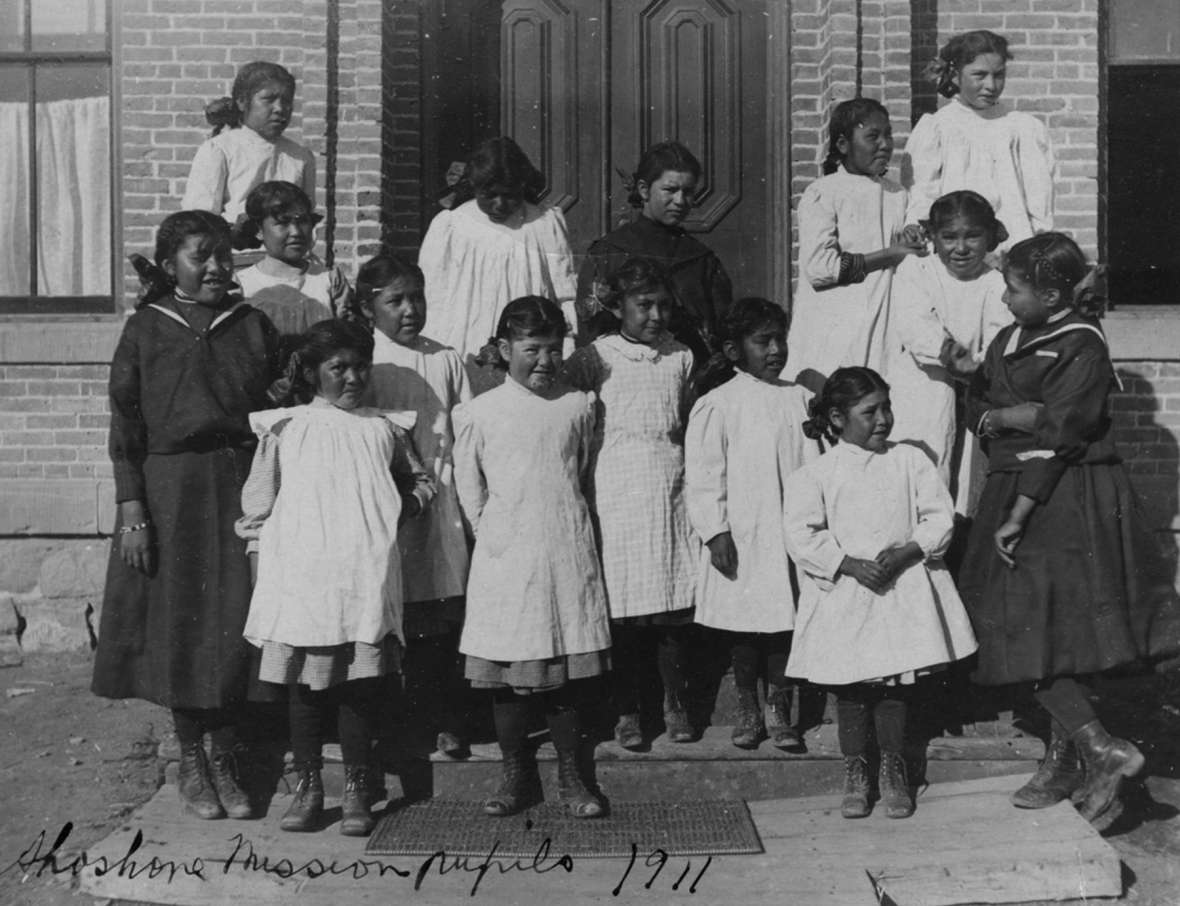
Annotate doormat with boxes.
[366,798,763,859]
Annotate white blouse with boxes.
[782,442,977,685]
[905,100,1056,249]
[236,256,351,335]
[182,127,317,223]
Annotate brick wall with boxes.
[119,0,388,303]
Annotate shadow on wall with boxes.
[1112,365,1180,589]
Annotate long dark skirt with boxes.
[93,447,256,709]
[958,463,1180,686]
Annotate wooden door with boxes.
[498,0,770,298]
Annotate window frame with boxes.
[0,0,119,317]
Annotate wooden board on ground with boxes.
[73,775,1119,906]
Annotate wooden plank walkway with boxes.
[76,775,1120,906]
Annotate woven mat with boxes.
[366,798,763,859]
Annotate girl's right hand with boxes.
[838,555,889,593]
[706,532,738,580]
[118,500,155,576]
[898,223,929,255]
[120,526,155,576]
[248,551,259,587]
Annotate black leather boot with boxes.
[483,747,541,817]
[1071,720,1145,823]
[841,755,871,819]
[340,764,376,836]
[731,688,765,750]
[280,764,324,832]
[1010,721,1085,809]
[765,686,804,751]
[209,742,252,819]
[879,751,914,819]
[178,743,225,820]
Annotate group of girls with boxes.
[92,27,1177,843]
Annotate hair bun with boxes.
[204,96,238,133]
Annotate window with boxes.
[0,0,114,314]
[1104,0,1180,305]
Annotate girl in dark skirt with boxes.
[94,211,282,820]
[959,232,1180,826]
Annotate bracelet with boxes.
[118,521,151,535]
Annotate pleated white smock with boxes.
[905,99,1056,250]
[366,330,472,603]
[783,441,978,686]
[786,166,909,388]
[419,199,577,368]
[886,256,1010,511]
[453,378,610,663]
[239,402,419,649]
[685,371,820,633]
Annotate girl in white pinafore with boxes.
[783,367,977,820]
[686,298,820,752]
[237,320,434,837]
[905,30,1056,251]
[563,258,697,749]
[454,297,610,820]
[356,254,474,756]
[887,191,1011,513]
[786,98,925,395]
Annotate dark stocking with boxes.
[491,690,535,758]
[730,632,759,693]
[656,625,688,701]
[610,623,644,715]
[338,677,382,766]
[1033,675,1097,735]
[835,686,872,757]
[172,708,205,747]
[289,685,330,769]
[873,689,908,755]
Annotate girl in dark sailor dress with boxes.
[959,232,1180,827]
[93,210,281,821]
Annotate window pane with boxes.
[36,63,111,296]
[31,0,106,52]
[0,1,26,52]
[0,65,31,295]
[1109,0,1180,62]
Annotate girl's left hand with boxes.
[994,519,1025,568]
[706,531,739,580]
[874,542,923,583]
[899,223,929,256]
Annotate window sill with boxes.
[0,315,125,363]
[1105,306,1180,361]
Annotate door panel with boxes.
[499,0,608,252]
[498,0,768,296]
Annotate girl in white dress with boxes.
[235,181,353,337]
[454,297,610,819]
[906,30,1056,251]
[783,367,977,820]
[787,98,927,394]
[183,62,316,241]
[358,254,474,758]
[419,137,577,392]
[887,191,1011,511]
[564,258,697,749]
[237,320,434,837]
[686,298,819,751]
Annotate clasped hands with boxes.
[838,542,923,593]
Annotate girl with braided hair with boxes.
[959,232,1180,827]
[94,211,283,821]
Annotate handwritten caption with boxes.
[4,822,713,896]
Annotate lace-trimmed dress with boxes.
[236,400,434,690]
[564,333,697,621]
[905,99,1056,250]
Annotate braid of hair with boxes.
[802,395,836,443]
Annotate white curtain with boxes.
[0,95,110,296]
